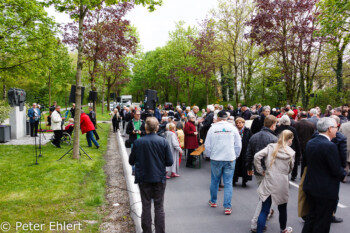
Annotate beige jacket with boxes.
[254,143,295,205]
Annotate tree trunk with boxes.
[107,77,111,112]
[48,70,51,106]
[233,66,239,105]
[206,76,209,106]
[336,49,344,94]
[101,74,106,114]
[72,3,87,159]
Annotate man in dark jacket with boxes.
[129,117,173,233]
[295,111,316,177]
[246,115,278,232]
[126,110,146,145]
[240,105,252,120]
[201,105,214,144]
[88,106,99,140]
[302,117,346,233]
[250,106,270,134]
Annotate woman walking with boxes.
[110,108,120,133]
[165,123,182,178]
[233,117,252,187]
[254,130,295,233]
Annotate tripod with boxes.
[38,115,45,157]
[57,145,92,161]
[33,132,39,165]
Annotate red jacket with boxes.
[184,121,198,149]
[80,113,95,134]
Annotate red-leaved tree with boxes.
[62,2,137,110]
[247,0,322,106]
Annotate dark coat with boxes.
[88,110,97,126]
[275,125,301,162]
[303,135,345,200]
[129,133,174,183]
[240,110,252,121]
[80,113,95,134]
[250,114,265,134]
[245,127,278,175]
[295,119,316,155]
[201,111,214,141]
[332,132,347,168]
[234,127,253,182]
[184,121,198,149]
[126,119,146,144]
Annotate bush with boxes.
[0,100,11,124]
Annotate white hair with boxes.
[279,115,291,126]
[317,117,336,132]
[207,105,214,112]
[310,108,317,116]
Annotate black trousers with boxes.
[186,149,195,166]
[112,120,119,132]
[291,154,300,178]
[53,130,62,147]
[93,130,99,140]
[30,121,39,136]
[302,194,337,233]
[139,182,166,233]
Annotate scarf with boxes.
[239,128,244,139]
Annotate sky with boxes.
[46,0,217,52]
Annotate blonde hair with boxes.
[235,117,245,124]
[270,130,294,167]
[167,123,176,131]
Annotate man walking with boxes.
[246,115,278,232]
[205,110,242,215]
[28,103,41,137]
[302,117,346,233]
[129,117,173,233]
[88,106,100,140]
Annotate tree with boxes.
[47,0,162,159]
[318,0,350,96]
[62,3,137,111]
[248,0,320,104]
[187,19,218,106]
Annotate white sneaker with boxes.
[281,226,293,233]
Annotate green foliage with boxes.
[0,100,11,124]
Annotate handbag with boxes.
[298,167,309,217]
[125,139,132,148]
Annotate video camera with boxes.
[8,88,26,111]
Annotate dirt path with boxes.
[99,128,135,233]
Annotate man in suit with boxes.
[28,103,41,137]
[302,117,346,233]
[307,108,319,127]
[129,117,173,233]
[295,111,316,177]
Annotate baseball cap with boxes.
[218,110,228,118]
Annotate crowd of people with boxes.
[27,102,99,149]
[125,102,349,233]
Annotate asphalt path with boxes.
[120,131,350,233]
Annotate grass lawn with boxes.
[0,123,111,232]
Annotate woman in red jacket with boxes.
[185,115,199,168]
[80,112,99,148]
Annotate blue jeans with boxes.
[257,196,287,233]
[210,160,236,208]
[86,130,99,147]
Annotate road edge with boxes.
[116,131,142,233]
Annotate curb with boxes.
[116,131,142,233]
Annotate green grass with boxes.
[0,123,111,232]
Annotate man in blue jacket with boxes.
[129,117,173,233]
[28,103,41,137]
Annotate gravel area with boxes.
[99,128,135,233]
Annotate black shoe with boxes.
[332,216,343,223]
[233,182,236,186]
[96,146,100,149]
[242,182,247,187]
[291,177,296,181]
[186,164,195,168]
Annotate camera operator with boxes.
[28,103,41,137]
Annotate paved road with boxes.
[120,131,350,233]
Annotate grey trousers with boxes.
[139,182,166,233]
